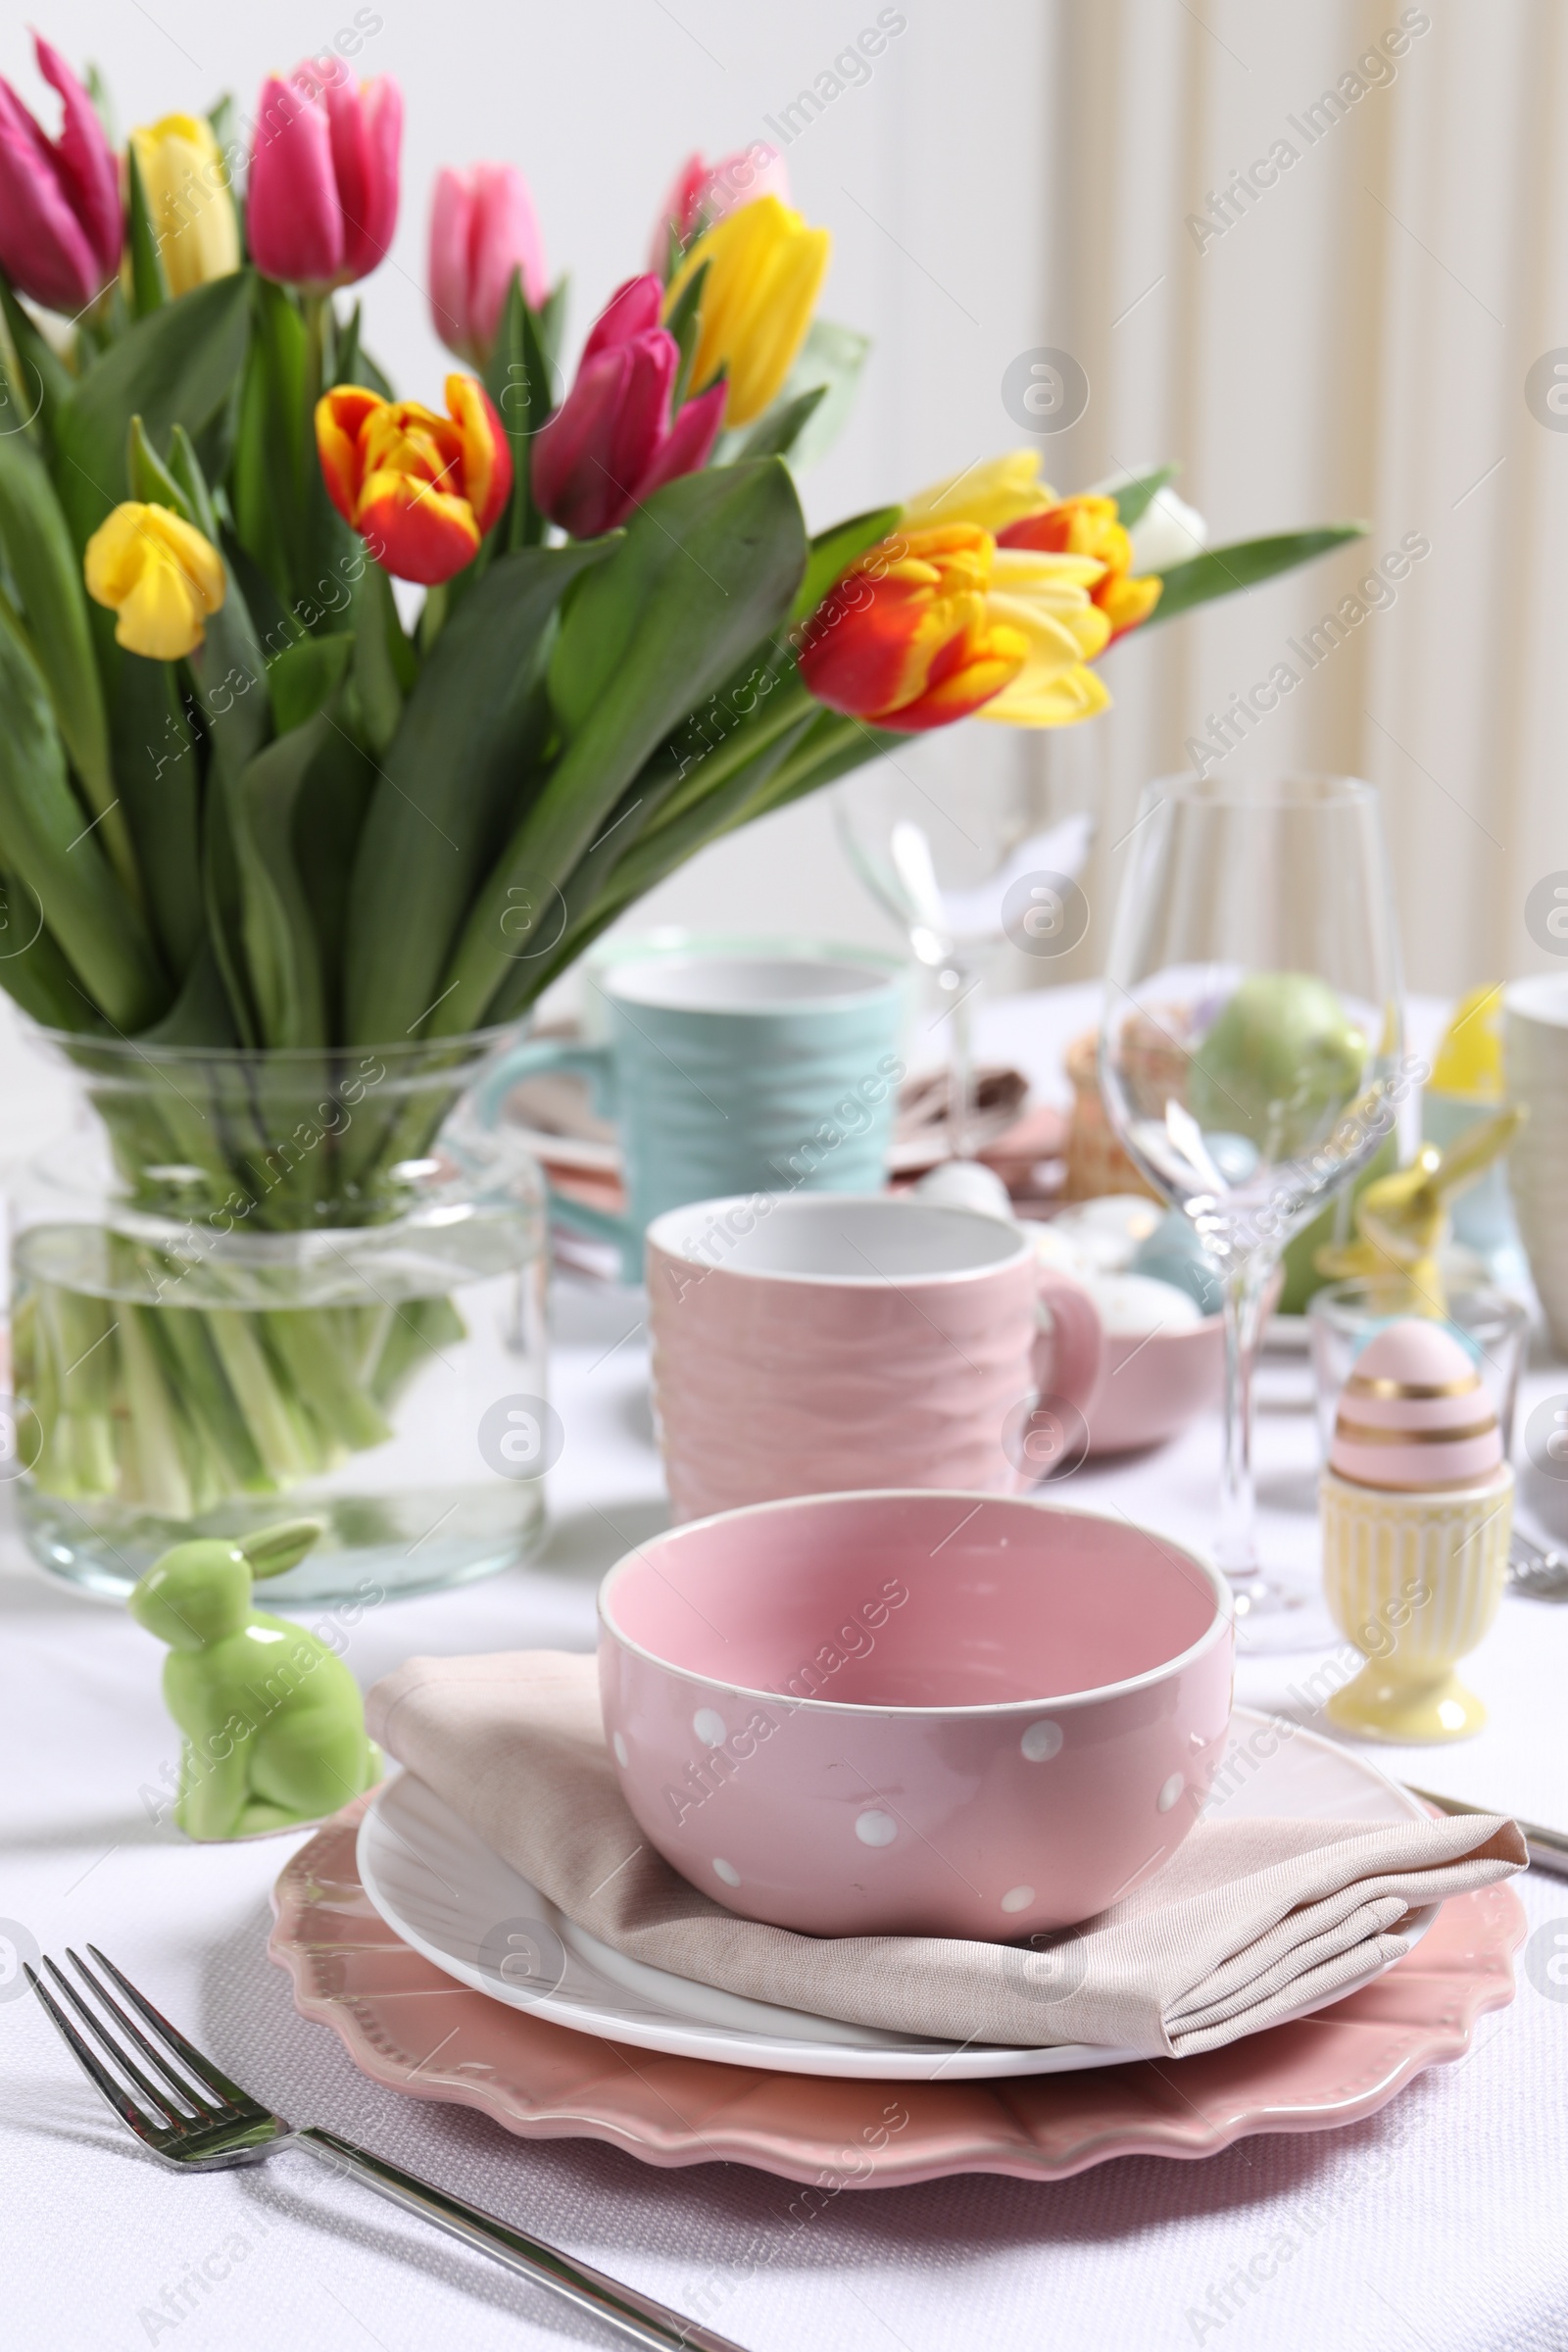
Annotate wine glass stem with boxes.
[1217,1256,1271,1584]
[945,958,975,1160]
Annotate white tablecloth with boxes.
[3,987,1566,2352]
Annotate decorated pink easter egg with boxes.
[1330,1317,1502,1492]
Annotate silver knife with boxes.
[1406,1785,1568,1880]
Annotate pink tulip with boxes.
[0,33,121,315]
[428,163,548,365]
[248,58,401,292]
[531,273,725,540]
[647,141,789,271]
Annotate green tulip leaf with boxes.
[327,302,392,399]
[183,564,274,1046]
[343,538,613,1044]
[331,300,363,390]
[0,428,120,858]
[225,715,332,1049]
[201,748,260,1049]
[0,613,166,1030]
[735,317,870,473]
[488,706,820,1024]
[1109,465,1178,530]
[351,344,393,402]
[790,504,903,621]
[481,272,560,555]
[1145,525,1371,626]
[167,424,220,543]
[434,457,808,1035]
[666,260,709,410]
[546,460,804,745]
[0,276,74,458]
[537,279,568,373]
[186,562,270,774]
[109,654,202,982]
[230,274,308,610]
[127,414,194,522]
[141,938,242,1048]
[736,383,828,466]
[268,631,352,734]
[124,144,170,320]
[0,866,101,1031]
[292,716,375,1036]
[86,64,118,147]
[349,559,414,758]
[54,270,253,547]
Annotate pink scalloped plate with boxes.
[269,1799,1524,2189]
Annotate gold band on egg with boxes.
[1344,1371,1480,1400]
[1329,1464,1507,1494]
[1332,1415,1496,1446]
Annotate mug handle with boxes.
[472,1038,638,1256]
[1031,1265,1102,1414]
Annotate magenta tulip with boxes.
[247,59,401,292]
[429,163,548,366]
[531,273,725,540]
[0,33,121,315]
[647,141,789,271]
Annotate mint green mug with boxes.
[478,950,907,1281]
[484,950,911,1289]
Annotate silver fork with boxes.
[28,1945,746,2352]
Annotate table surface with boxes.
[3,985,1566,2352]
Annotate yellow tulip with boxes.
[129,114,240,298]
[664,194,830,427]
[84,503,226,660]
[973,546,1112,724]
[902,451,1057,538]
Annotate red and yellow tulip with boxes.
[799,512,1116,732]
[905,453,1161,645]
[316,374,513,584]
[999,493,1161,641]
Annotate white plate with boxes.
[356,1707,1437,2082]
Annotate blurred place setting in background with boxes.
[1,9,1567,2352]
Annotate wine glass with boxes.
[836,750,1092,1158]
[1099,774,1405,1650]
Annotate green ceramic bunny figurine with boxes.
[129,1521,382,1840]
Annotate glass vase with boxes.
[6,1028,550,1604]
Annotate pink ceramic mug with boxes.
[646,1193,1102,1521]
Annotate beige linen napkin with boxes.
[367,1650,1525,2059]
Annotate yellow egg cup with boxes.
[1318,1464,1512,1742]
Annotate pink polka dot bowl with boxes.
[597,1490,1234,1940]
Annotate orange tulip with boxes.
[797,524,1030,732]
[316,372,512,585]
[999,493,1161,642]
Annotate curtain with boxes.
[1035,0,1568,997]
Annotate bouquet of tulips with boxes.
[0,35,1360,1530]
